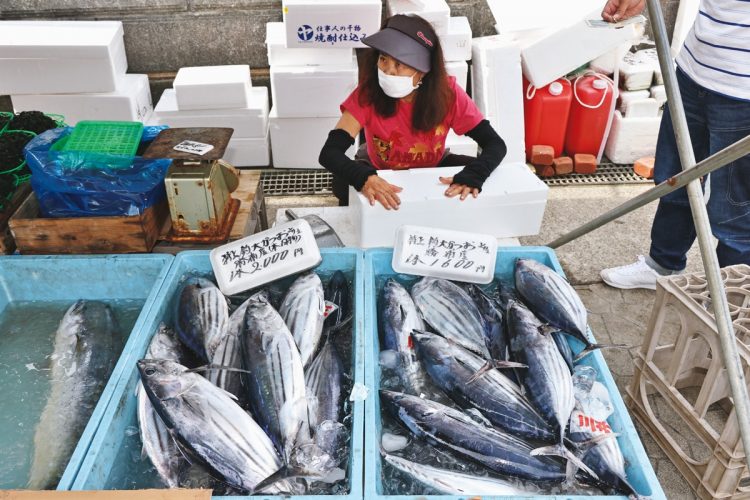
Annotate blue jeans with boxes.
[649,68,750,271]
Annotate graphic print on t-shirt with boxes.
[373,124,448,169]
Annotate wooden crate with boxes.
[0,183,32,254]
[9,193,170,254]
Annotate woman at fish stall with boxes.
[318,14,507,209]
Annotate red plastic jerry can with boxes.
[565,74,614,157]
[523,77,573,161]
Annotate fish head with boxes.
[410,330,447,363]
[137,359,190,401]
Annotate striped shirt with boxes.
[675,0,750,101]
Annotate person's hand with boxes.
[439,176,479,201]
[601,0,645,22]
[362,175,403,210]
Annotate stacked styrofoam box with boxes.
[471,35,525,164]
[266,21,361,168]
[387,0,451,36]
[152,65,270,167]
[1,21,153,125]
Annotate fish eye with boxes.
[145,368,156,376]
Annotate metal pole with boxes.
[546,134,750,248]
[648,0,750,459]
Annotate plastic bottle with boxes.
[565,74,615,157]
[523,78,573,161]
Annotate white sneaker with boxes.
[600,255,660,290]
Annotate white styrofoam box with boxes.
[270,58,358,118]
[0,21,127,95]
[173,65,251,111]
[625,98,659,119]
[589,43,632,75]
[265,22,353,66]
[471,36,525,164]
[518,10,640,87]
[349,163,548,247]
[282,0,381,48]
[618,89,650,114]
[223,131,270,168]
[269,107,357,169]
[650,85,667,108]
[446,60,468,90]
[441,17,472,62]
[488,0,605,35]
[446,130,478,157]
[620,52,654,91]
[153,88,269,138]
[10,74,152,126]
[604,110,661,164]
[387,0,450,36]
[635,48,662,85]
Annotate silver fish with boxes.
[138,359,295,494]
[175,277,229,363]
[383,453,536,496]
[137,324,184,488]
[305,340,343,427]
[279,273,325,368]
[410,277,490,358]
[28,300,118,489]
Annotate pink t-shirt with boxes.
[341,77,484,170]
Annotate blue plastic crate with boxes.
[364,247,666,500]
[71,249,365,499]
[0,254,174,490]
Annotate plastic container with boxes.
[62,120,144,156]
[523,77,572,160]
[364,247,666,500]
[70,249,365,499]
[565,74,615,157]
[0,254,174,490]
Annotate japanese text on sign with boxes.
[575,412,613,435]
[220,226,304,283]
[298,23,367,45]
[403,235,491,275]
[173,140,214,156]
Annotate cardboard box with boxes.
[282,0,382,48]
[270,58,358,118]
[604,110,660,164]
[446,60,468,90]
[152,88,269,138]
[517,10,640,87]
[223,131,271,167]
[349,163,548,247]
[387,0,450,36]
[446,129,478,157]
[11,74,152,126]
[441,16,473,62]
[0,21,127,94]
[471,35,525,164]
[269,107,358,169]
[173,65,252,110]
[265,22,353,66]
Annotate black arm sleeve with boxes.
[319,129,377,191]
[450,119,507,191]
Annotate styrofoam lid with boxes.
[265,22,285,45]
[155,88,268,116]
[0,21,124,59]
[392,225,497,284]
[210,219,322,296]
[448,16,471,34]
[548,81,563,95]
[174,65,251,87]
[269,57,358,74]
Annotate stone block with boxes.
[0,0,187,14]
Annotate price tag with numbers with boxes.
[210,219,322,295]
[392,225,497,284]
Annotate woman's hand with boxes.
[601,0,645,22]
[362,175,403,210]
[440,176,479,201]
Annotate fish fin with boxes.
[538,324,558,336]
[573,343,630,362]
[466,360,528,384]
[185,364,250,375]
[568,433,620,456]
[252,466,316,495]
[531,444,599,481]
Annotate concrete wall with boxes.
[0,0,678,112]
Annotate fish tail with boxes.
[530,444,599,481]
[573,343,630,362]
[252,466,314,495]
[466,360,527,384]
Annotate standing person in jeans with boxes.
[600,0,750,290]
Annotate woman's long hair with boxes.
[358,15,453,132]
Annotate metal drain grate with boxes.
[261,169,333,196]
[543,162,650,187]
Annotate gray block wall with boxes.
[0,0,678,112]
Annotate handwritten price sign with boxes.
[392,225,497,284]
[210,219,322,295]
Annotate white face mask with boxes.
[378,68,420,98]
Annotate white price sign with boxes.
[210,219,322,295]
[392,225,497,284]
[173,140,214,156]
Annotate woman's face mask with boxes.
[378,68,420,98]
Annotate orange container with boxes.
[565,74,614,157]
[523,77,573,161]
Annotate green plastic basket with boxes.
[62,121,143,156]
